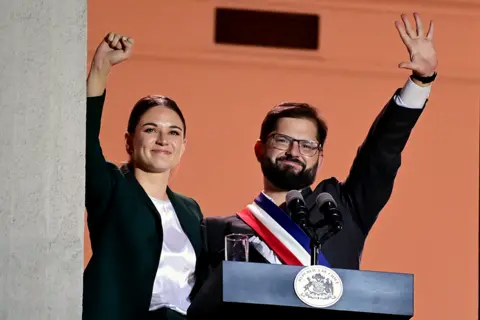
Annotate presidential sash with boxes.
[237,192,330,267]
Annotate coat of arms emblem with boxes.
[294,265,343,308]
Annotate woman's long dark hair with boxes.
[127,95,186,137]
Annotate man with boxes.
[202,13,437,270]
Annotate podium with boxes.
[188,261,413,320]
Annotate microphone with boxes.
[286,190,310,233]
[315,192,343,233]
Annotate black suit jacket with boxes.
[83,92,206,320]
[203,89,425,271]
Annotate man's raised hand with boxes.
[395,13,437,78]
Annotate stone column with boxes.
[0,1,86,319]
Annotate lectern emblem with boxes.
[294,265,343,308]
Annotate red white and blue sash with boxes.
[237,192,330,267]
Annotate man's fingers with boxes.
[398,61,419,71]
[395,21,410,46]
[401,14,416,38]
[413,12,425,37]
[398,61,412,70]
[426,21,434,40]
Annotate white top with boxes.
[148,197,197,315]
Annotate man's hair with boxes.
[259,102,328,146]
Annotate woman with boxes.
[83,32,206,320]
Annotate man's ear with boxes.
[316,148,325,168]
[318,148,324,158]
[125,132,133,155]
[254,140,264,163]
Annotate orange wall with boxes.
[86,1,479,319]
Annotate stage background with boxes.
[85,1,479,319]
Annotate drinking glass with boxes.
[224,233,249,262]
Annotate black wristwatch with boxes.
[411,72,437,84]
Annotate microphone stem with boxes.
[310,233,321,266]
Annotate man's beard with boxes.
[261,155,318,191]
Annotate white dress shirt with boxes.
[148,197,197,315]
[249,78,431,263]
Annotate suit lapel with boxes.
[167,188,202,258]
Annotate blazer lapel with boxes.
[120,164,203,257]
[167,188,203,258]
[121,165,163,226]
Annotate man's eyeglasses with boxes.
[267,133,322,157]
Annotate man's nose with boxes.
[286,141,301,157]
